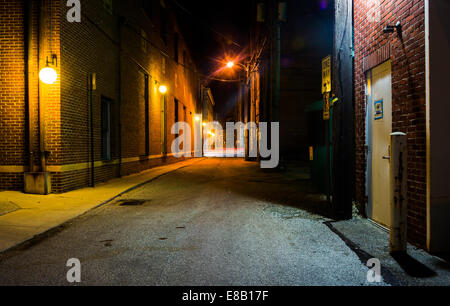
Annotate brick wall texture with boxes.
[354,0,427,248]
[0,0,200,193]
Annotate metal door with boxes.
[370,60,392,228]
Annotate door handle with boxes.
[383,156,391,160]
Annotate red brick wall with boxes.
[1,0,200,193]
[57,0,120,191]
[354,0,427,248]
[0,0,27,190]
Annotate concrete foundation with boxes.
[24,172,51,195]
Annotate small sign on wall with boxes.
[374,100,384,120]
[322,55,332,94]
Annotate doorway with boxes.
[368,60,392,228]
[161,95,167,155]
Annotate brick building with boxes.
[354,0,450,253]
[0,0,202,194]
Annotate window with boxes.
[144,74,150,156]
[162,56,166,75]
[103,0,113,15]
[174,99,179,138]
[183,51,188,74]
[101,97,112,161]
[174,33,179,63]
[174,99,179,123]
[141,28,148,53]
[160,5,168,45]
[142,0,153,20]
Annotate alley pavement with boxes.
[0,159,449,286]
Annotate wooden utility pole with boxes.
[332,0,354,219]
[270,0,281,124]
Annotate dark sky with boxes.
[171,0,252,120]
[170,0,334,119]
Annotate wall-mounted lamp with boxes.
[155,80,167,94]
[159,85,168,94]
[39,54,58,84]
[383,21,402,34]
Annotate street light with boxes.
[159,85,168,94]
[225,61,248,72]
[39,67,57,84]
[39,55,58,85]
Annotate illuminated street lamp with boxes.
[39,55,58,85]
[159,85,168,94]
[225,60,248,72]
[39,67,57,84]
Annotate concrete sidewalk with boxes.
[331,217,450,286]
[0,158,204,253]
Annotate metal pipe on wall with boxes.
[89,73,95,187]
[26,0,35,173]
[38,0,47,173]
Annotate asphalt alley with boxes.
[0,159,388,286]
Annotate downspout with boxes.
[38,0,46,173]
[26,0,35,173]
[118,17,123,177]
[424,0,431,252]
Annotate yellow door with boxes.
[371,61,392,228]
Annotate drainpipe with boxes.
[89,73,95,187]
[26,0,35,172]
[118,17,124,177]
[38,0,47,173]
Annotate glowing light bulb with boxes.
[159,85,167,94]
[39,67,57,84]
[226,61,235,69]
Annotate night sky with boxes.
[171,0,334,119]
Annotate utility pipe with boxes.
[26,0,35,172]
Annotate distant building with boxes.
[202,87,215,125]
[0,0,201,194]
